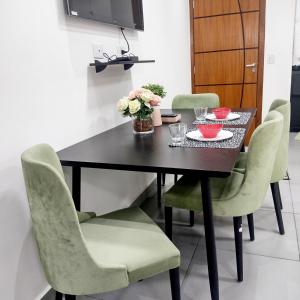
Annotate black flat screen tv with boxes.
[64,0,144,31]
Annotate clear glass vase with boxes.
[132,116,154,134]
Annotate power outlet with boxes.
[267,54,276,64]
[92,44,104,60]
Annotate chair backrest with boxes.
[172,93,220,109]
[21,144,128,294]
[269,99,291,182]
[241,111,283,211]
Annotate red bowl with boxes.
[197,124,223,139]
[212,107,231,119]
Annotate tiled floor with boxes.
[52,133,300,300]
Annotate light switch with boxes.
[267,54,276,64]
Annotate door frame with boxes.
[189,0,266,126]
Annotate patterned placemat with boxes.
[169,128,246,149]
[193,112,252,126]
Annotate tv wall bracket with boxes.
[90,59,155,73]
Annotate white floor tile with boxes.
[182,247,300,300]
[293,214,300,255]
[189,209,299,261]
[290,182,300,214]
[261,181,293,213]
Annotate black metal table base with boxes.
[201,177,219,300]
[72,166,81,211]
[157,172,162,207]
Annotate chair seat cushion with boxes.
[77,211,97,223]
[164,172,244,216]
[80,207,180,283]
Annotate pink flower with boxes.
[149,95,161,107]
[128,88,148,100]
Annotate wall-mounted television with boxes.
[64,0,144,31]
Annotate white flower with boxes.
[117,97,129,112]
[140,90,155,103]
[129,99,141,114]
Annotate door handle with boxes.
[246,63,257,72]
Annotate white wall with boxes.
[293,0,300,64]
[262,0,297,117]
[0,1,191,299]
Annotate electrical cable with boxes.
[103,53,117,61]
[101,28,135,62]
[120,27,130,54]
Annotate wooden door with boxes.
[190,0,266,141]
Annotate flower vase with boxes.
[132,116,154,134]
[151,106,162,126]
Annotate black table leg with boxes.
[162,173,166,186]
[241,144,246,152]
[233,216,243,282]
[157,172,162,207]
[72,166,81,211]
[201,177,219,300]
[174,174,178,184]
[165,206,173,240]
[55,291,63,300]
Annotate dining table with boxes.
[57,108,256,300]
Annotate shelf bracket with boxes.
[124,64,134,71]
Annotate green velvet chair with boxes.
[161,93,220,224]
[172,93,220,110]
[164,111,283,282]
[234,99,291,236]
[21,144,181,300]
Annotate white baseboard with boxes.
[35,285,51,300]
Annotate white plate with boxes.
[186,129,233,142]
[205,112,240,121]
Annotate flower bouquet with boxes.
[117,88,161,134]
[142,83,167,126]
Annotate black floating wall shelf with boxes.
[90,59,155,73]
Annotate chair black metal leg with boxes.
[72,166,81,211]
[247,213,255,241]
[233,216,243,282]
[162,173,166,186]
[189,210,195,227]
[271,182,283,210]
[201,177,219,300]
[271,182,285,235]
[174,174,178,184]
[279,196,283,210]
[169,267,181,300]
[157,172,162,208]
[165,206,173,240]
[55,292,63,300]
[65,295,76,300]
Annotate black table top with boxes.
[58,109,256,177]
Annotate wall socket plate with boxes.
[92,44,104,60]
[267,54,276,64]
